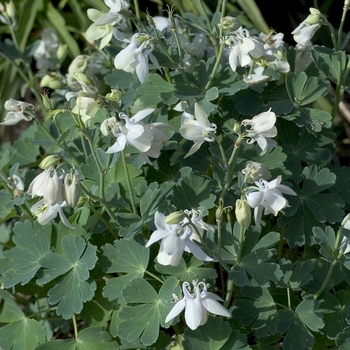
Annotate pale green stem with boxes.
[80,183,117,223]
[89,202,118,239]
[338,3,349,49]
[72,314,78,339]
[224,279,234,308]
[121,150,137,214]
[205,36,225,90]
[219,135,243,200]
[286,287,291,309]
[145,270,164,283]
[314,228,343,299]
[133,0,141,20]
[236,224,245,264]
[27,307,58,319]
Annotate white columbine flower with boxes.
[180,103,217,158]
[228,27,265,72]
[1,99,34,126]
[93,0,130,26]
[106,109,155,154]
[31,199,74,229]
[292,8,323,47]
[241,109,277,156]
[85,9,114,49]
[27,166,64,206]
[165,281,231,330]
[114,32,160,83]
[246,175,297,226]
[146,211,213,266]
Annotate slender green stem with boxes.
[72,314,78,339]
[314,259,337,300]
[27,307,58,319]
[224,279,234,308]
[89,202,118,239]
[121,150,137,214]
[338,3,349,49]
[220,0,227,19]
[219,135,243,200]
[205,38,225,90]
[286,287,291,309]
[80,183,117,223]
[133,0,141,20]
[236,224,245,264]
[145,270,164,283]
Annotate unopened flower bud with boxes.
[106,89,122,102]
[215,206,224,223]
[68,55,89,76]
[63,173,81,207]
[40,74,64,90]
[165,211,185,224]
[219,16,241,32]
[74,73,93,86]
[40,92,54,112]
[5,1,15,22]
[235,199,251,228]
[305,8,323,25]
[100,116,116,137]
[233,122,241,134]
[242,162,271,183]
[57,44,67,61]
[39,155,60,169]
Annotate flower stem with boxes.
[133,0,141,20]
[145,270,164,283]
[72,314,78,339]
[121,150,137,214]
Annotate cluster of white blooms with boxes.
[146,210,214,266]
[224,23,290,83]
[27,162,81,228]
[101,108,169,164]
[165,280,231,330]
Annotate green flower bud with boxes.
[5,1,15,22]
[235,199,251,228]
[40,92,54,112]
[106,89,122,102]
[305,8,323,25]
[39,155,60,169]
[233,122,241,134]
[215,206,224,223]
[74,73,92,86]
[40,74,64,90]
[63,173,81,207]
[68,55,89,76]
[219,16,241,32]
[165,211,185,224]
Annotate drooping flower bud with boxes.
[235,199,251,228]
[219,16,241,32]
[165,211,185,224]
[39,155,60,170]
[68,55,89,76]
[305,8,323,25]
[63,173,81,207]
[242,162,271,183]
[74,73,93,87]
[40,74,64,90]
[106,89,122,102]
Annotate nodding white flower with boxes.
[180,103,217,158]
[146,211,213,266]
[85,9,114,49]
[258,32,285,58]
[1,99,34,126]
[228,27,265,72]
[241,109,277,156]
[93,0,130,26]
[106,109,155,154]
[242,162,271,183]
[183,209,215,243]
[65,73,101,126]
[141,122,169,164]
[246,175,297,226]
[292,8,323,47]
[27,166,64,206]
[31,199,74,229]
[165,281,231,330]
[114,32,160,83]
